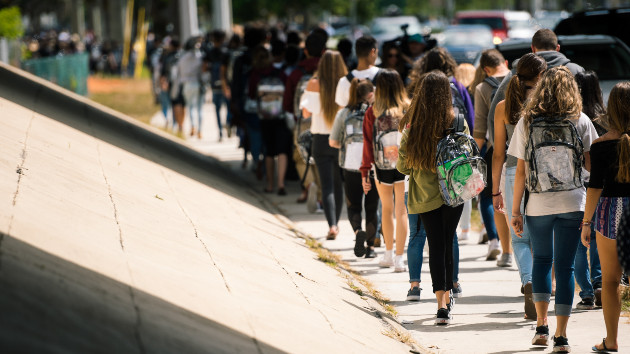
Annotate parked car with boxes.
[437,25,494,64]
[505,11,537,39]
[455,10,508,44]
[369,16,424,45]
[496,34,630,102]
[554,7,630,49]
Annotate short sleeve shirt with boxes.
[334,66,380,107]
[507,112,599,216]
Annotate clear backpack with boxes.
[525,117,584,193]
[436,115,487,206]
[373,111,401,170]
[339,104,368,172]
[257,75,285,119]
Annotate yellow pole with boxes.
[133,7,146,79]
[121,0,134,74]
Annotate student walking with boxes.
[329,78,378,258]
[492,53,547,320]
[300,50,348,239]
[509,67,598,352]
[581,82,630,353]
[397,71,468,325]
[360,69,409,272]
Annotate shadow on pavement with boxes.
[0,232,284,354]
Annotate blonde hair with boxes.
[607,82,630,183]
[454,63,476,93]
[401,71,454,172]
[372,69,409,118]
[522,66,582,127]
[318,50,348,127]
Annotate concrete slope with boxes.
[0,63,411,354]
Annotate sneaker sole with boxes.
[394,267,407,273]
[553,345,571,353]
[452,292,462,298]
[497,261,513,267]
[532,335,549,346]
[378,263,393,268]
[576,305,595,310]
[435,318,450,325]
[406,295,420,301]
[354,231,367,257]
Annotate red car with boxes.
[454,10,509,44]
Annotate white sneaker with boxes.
[497,253,513,267]
[378,251,394,268]
[394,255,407,272]
[486,239,500,261]
[459,231,469,241]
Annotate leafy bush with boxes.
[0,6,24,40]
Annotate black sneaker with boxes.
[576,298,595,310]
[406,286,421,301]
[552,336,570,353]
[435,308,450,325]
[594,287,602,307]
[532,325,549,346]
[365,247,377,258]
[452,283,463,298]
[354,230,367,257]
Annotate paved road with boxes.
[172,96,630,354]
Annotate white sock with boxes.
[385,249,393,258]
[394,254,403,262]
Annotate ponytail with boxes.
[347,78,374,109]
[617,133,630,183]
[504,75,525,125]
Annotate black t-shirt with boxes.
[203,46,230,90]
[589,139,630,197]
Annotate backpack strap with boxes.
[484,76,501,89]
[346,71,355,82]
[452,114,465,133]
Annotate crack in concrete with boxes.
[159,170,231,293]
[1,116,35,270]
[96,144,146,354]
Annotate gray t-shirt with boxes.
[506,112,598,216]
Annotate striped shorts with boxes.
[595,197,630,240]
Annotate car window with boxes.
[459,18,505,30]
[562,43,630,80]
[442,30,493,47]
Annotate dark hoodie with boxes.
[282,57,320,115]
[486,51,584,146]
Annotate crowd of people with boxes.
[153,25,630,353]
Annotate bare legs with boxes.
[593,231,621,351]
[374,182,407,255]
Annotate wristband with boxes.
[512,214,523,218]
[492,191,502,197]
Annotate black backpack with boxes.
[436,115,487,206]
[525,117,584,193]
[339,104,368,172]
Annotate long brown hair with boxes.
[407,47,457,97]
[401,71,454,172]
[372,69,409,118]
[347,78,374,108]
[505,53,547,125]
[318,50,348,126]
[522,66,582,127]
[607,82,630,183]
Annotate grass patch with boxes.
[622,286,630,316]
[382,327,417,346]
[88,76,159,125]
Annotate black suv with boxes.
[554,8,630,49]
[495,35,630,101]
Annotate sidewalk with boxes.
[165,98,630,354]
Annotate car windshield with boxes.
[442,29,493,47]
[562,43,630,80]
[508,19,531,29]
[371,21,422,36]
[458,17,504,30]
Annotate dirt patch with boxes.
[88,76,158,125]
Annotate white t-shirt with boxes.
[334,66,381,107]
[299,91,332,134]
[506,112,598,216]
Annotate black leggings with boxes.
[343,170,379,246]
[311,134,343,227]
[419,204,464,293]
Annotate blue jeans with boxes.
[406,194,458,284]
[575,225,601,299]
[505,166,533,285]
[245,113,262,163]
[212,92,226,137]
[527,211,583,317]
